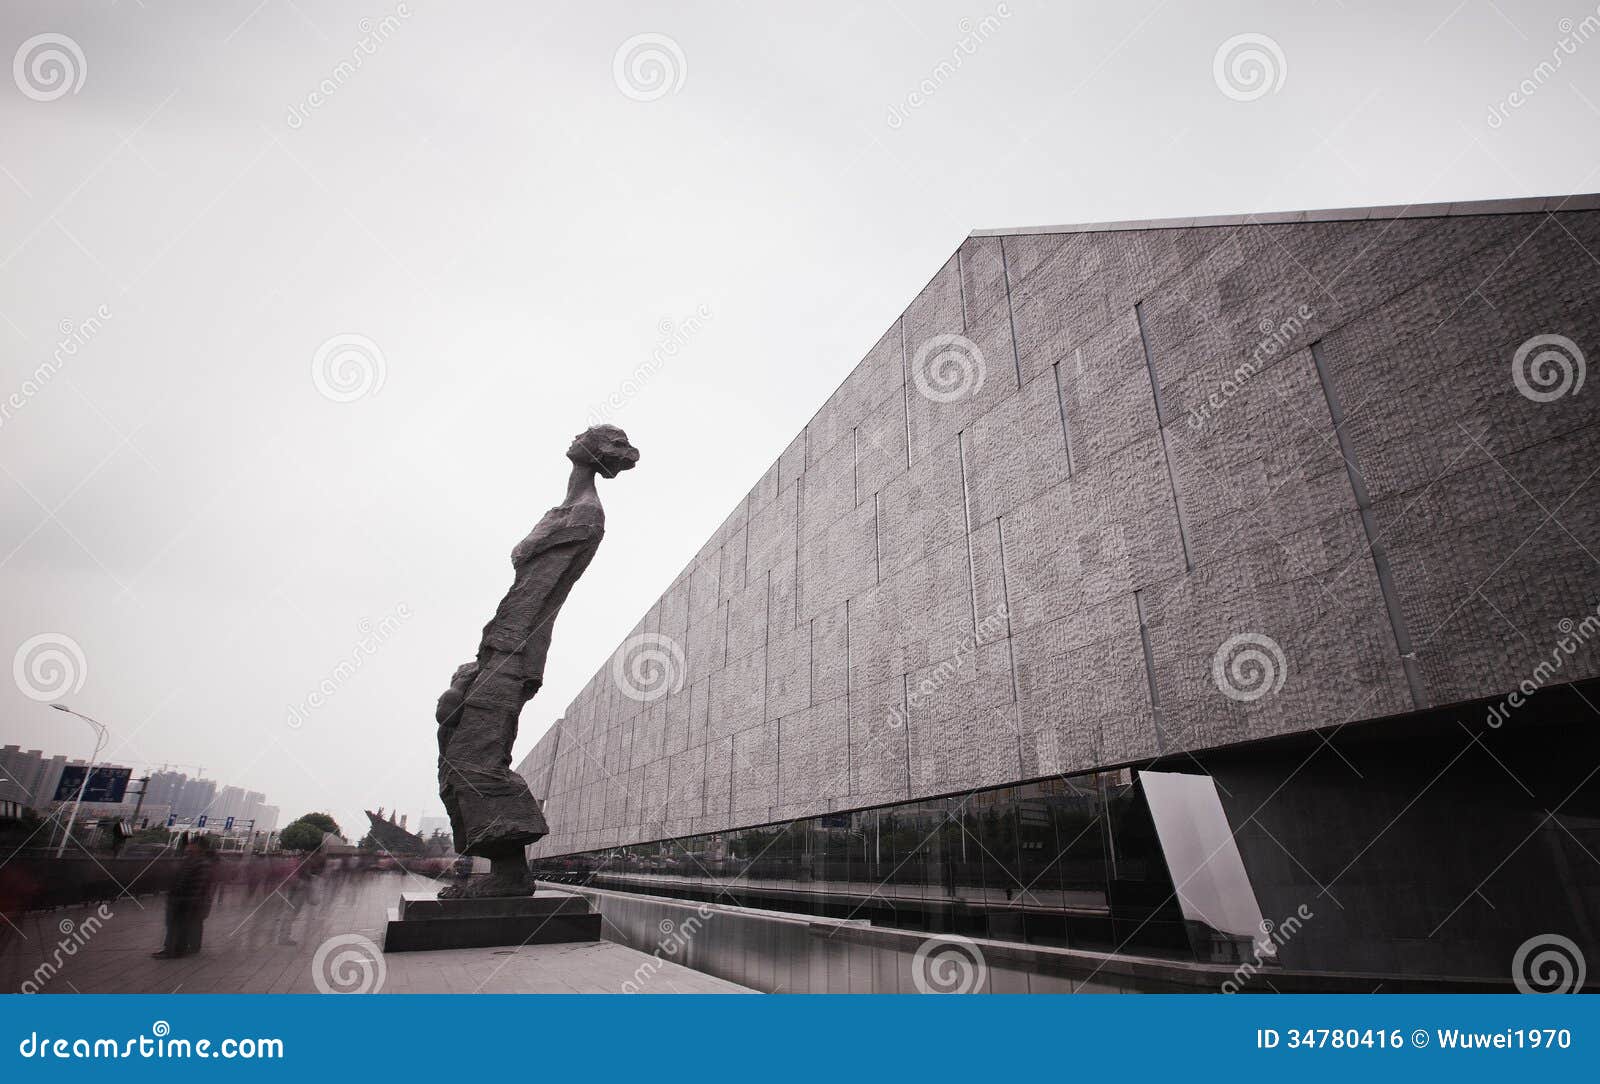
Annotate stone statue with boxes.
[362,809,428,856]
[435,424,640,897]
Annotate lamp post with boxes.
[51,703,108,859]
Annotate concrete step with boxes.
[397,891,589,921]
[384,892,602,953]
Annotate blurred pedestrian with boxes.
[152,836,217,958]
[272,848,324,946]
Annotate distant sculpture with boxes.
[362,809,428,857]
[436,424,640,897]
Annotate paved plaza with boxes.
[0,870,750,994]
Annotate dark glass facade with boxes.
[531,682,1600,982]
[532,769,1255,961]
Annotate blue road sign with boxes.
[51,764,130,804]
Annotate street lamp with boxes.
[50,703,108,859]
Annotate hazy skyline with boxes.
[4,0,1599,836]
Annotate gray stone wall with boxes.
[523,201,1600,859]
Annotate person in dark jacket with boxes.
[153,836,217,958]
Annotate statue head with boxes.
[568,424,640,478]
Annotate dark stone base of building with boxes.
[382,891,601,953]
[530,680,1600,988]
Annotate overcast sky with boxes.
[3,0,1598,837]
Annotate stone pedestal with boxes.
[383,891,602,953]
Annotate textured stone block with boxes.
[797,500,877,623]
[1319,222,1600,504]
[621,764,643,827]
[748,456,781,512]
[1139,510,1412,753]
[849,676,910,805]
[666,745,706,822]
[855,390,909,501]
[848,538,972,690]
[904,303,1021,466]
[779,431,807,491]
[1374,428,1600,707]
[1013,592,1146,777]
[807,322,905,462]
[765,618,811,720]
[704,738,733,820]
[732,720,779,814]
[687,548,720,619]
[1000,231,1073,290]
[963,366,1072,526]
[1011,227,1232,387]
[812,601,850,702]
[640,756,669,824]
[663,686,690,757]
[632,699,667,770]
[718,524,747,601]
[657,577,691,647]
[686,677,711,749]
[747,480,798,576]
[1163,345,1357,572]
[1001,435,1185,636]
[778,696,850,810]
[876,437,965,578]
[904,253,962,348]
[709,645,765,742]
[968,519,1012,645]
[724,573,768,662]
[767,553,799,639]
[905,640,1021,793]
[1058,309,1159,471]
[958,235,1009,325]
[799,431,857,544]
[683,599,727,689]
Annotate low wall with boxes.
[546,882,1513,994]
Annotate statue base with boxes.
[382,890,601,953]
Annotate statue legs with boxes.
[437,651,547,897]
